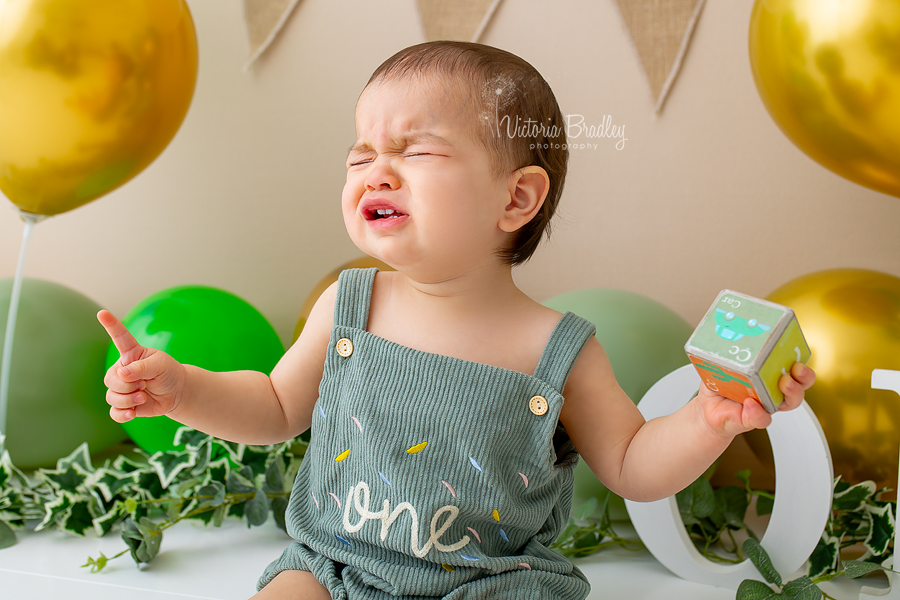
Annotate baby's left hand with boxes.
[696,362,816,438]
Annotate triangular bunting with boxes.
[242,0,304,71]
[416,0,504,43]
[613,0,707,113]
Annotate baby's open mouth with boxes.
[368,208,407,220]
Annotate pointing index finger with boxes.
[97,310,142,362]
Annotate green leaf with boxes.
[744,538,783,587]
[736,579,780,600]
[61,499,95,536]
[91,468,137,502]
[263,459,285,495]
[190,443,212,477]
[843,560,889,579]
[864,502,894,556]
[40,463,90,492]
[226,467,256,495]
[112,454,147,474]
[756,494,774,517]
[716,486,749,528]
[80,552,109,573]
[205,457,231,486]
[781,576,820,600]
[147,450,197,489]
[56,442,93,472]
[197,482,226,509]
[212,504,227,528]
[244,489,268,527]
[677,477,716,522]
[807,532,841,578]
[121,517,162,564]
[0,519,16,549]
[272,497,288,533]
[832,478,849,495]
[173,427,210,450]
[35,491,74,532]
[212,440,244,464]
[833,481,876,512]
[573,497,598,522]
[555,522,579,546]
[92,504,122,537]
[166,498,184,522]
[241,446,272,478]
[227,501,245,519]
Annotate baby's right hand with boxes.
[97,310,187,423]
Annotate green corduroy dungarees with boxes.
[258,267,596,600]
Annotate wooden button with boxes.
[336,338,354,357]
[529,395,548,415]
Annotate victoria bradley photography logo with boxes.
[480,75,627,150]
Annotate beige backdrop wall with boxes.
[1,0,898,348]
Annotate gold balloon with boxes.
[745,269,900,491]
[293,257,395,342]
[749,0,900,199]
[0,0,198,216]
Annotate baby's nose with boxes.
[365,165,400,191]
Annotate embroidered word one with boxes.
[342,481,471,558]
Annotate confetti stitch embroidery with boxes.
[518,563,532,570]
[335,534,352,546]
[317,404,326,419]
[335,449,350,462]
[442,564,456,572]
[469,457,483,472]
[352,416,363,433]
[467,527,481,543]
[329,492,342,509]
[441,480,457,498]
[407,441,428,454]
[499,528,509,542]
[492,509,500,522]
[379,471,392,486]
[461,554,479,561]
[519,472,529,488]
[311,493,319,510]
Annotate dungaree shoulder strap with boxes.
[333,267,378,330]
[531,311,597,393]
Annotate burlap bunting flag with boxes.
[613,0,707,113]
[240,0,705,115]
[416,0,504,42]
[242,0,303,70]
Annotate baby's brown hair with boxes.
[365,41,568,267]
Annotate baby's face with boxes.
[342,76,513,276]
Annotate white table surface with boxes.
[0,518,887,599]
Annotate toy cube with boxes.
[684,289,811,413]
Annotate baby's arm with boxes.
[99,282,338,446]
[559,336,814,502]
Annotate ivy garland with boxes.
[0,429,895,600]
[553,470,896,599]
[0,429,306,570]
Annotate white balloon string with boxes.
[0,214,39,437]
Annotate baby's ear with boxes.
[498,166,550,233]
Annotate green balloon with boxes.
[106,286,285,454]
[543,288,694,522]
[0,278,127,469]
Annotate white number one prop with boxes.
[859,369,900,599]
[625,365,834,590]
